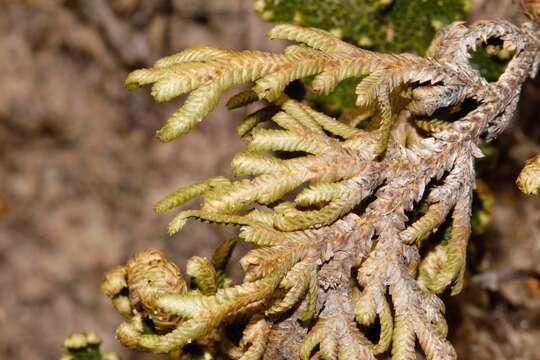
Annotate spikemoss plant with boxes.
[79,2,540,360]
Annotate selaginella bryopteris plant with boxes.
[101,4,540,360]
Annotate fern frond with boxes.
[167,210,252,235]
[294,182,347,206]
[210,238,237,288]
[237,106,280,137]
[186,256,217,295]
[154,177,230,214]
[431,195,472,295]
[154,46,232,68]
[227,89,260,109]
[238,316,272,360]
[299,320,324,360]
[125,24,412,151]
[266,259,315,315]
[106,17,540,360]
[268,24,361,54]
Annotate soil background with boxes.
[0,1,539,359]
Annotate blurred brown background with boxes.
[0,1,539,359]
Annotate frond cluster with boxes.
[102,17,540,360]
